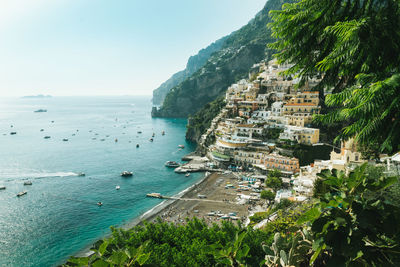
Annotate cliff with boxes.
[152,36,228,105]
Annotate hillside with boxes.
[152,0,289,118]
[152,36,228,105]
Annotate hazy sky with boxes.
[0,0,267,97]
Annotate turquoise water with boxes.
[0,96,201,267]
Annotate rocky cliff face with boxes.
[152,37,227,106]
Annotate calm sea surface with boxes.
[0,96,201,267]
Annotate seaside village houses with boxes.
[198,59,373,203]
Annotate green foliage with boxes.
[64,218,270,267]
[263,229,313,267]
[264,127,283,140]
[185,96,225,142]
[297,164,400,266]
[250,211,268,224]
[265,171,283,192]
[261,190,275,202]
[269,0,400,154]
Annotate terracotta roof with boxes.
[302,91,319,94]
[237,124,255,128]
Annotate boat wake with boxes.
[3,172,81,182]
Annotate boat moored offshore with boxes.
[165,161,180,167]
[121,171,133,177]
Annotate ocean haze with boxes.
[0,96,202,266]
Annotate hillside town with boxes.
[194,59,375,203]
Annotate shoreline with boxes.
[76,171,211,257]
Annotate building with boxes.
[279,125,320,145]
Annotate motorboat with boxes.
[116,185,120,190]
[161,131,165,135]
[121,171,133,177]
[0,186,6,190]
[62,138,68,141]
[77,172,85,176]
[165,161,180,167]
[34,109,47,112]
[23,181,32,185]
[40,129,44,132]
[136,144,139,148]
[149,138,153,142]
[146,193,162,198]
[178,144,185,148]
[10,132,17,135]
[137,131,142,134]
[44,136,51,139]
[97,202,103,206]
[185,173,190,177]
[152,133,155,137]
[17,191,27,197]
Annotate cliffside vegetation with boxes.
[185,96,225,143]
[152,0,291,120]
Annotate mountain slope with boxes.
[152,0,289,118]
[152,36,228,105]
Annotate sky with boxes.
[0,0,267,97]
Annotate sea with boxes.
[0,96,203,267]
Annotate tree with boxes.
[269,0,400,153]
[265,176,283,192]
[260,190,275,202]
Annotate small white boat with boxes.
[161,131,165,135]
[116,185,120,190]
[77,172,85,177]
[0,186,6,190]
[97,202,103,206]
[23,181,32,186]
[185,173,190,177]
[44,136,51,139]
[178,144,185,148]
[62,138,68,141]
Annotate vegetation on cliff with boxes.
[185,96,225,143]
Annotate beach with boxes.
[137,171,259,226]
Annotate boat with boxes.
[121,171,133,177]
[10,132,17,135]
[44,136,51,139]
[17,191,27,197]
[115,138,118,142]
[136,144,139,148]
[161,131,165,135]
[146,192,162,198]
[165,161,180,167]
[149,138,153,142]
[152,133,155,137]
[77,172,85,176]
[185,173,190,177]
[178,144,185,148]
[0,186,6,190]
[137,131,142,134]
[23,181,32,185]
[40,129,44,132]
[97,202,103,206]
[62,138,68,141]
[34,109,47,112]
[116,185,120,190]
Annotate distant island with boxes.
[22,94,52,99]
